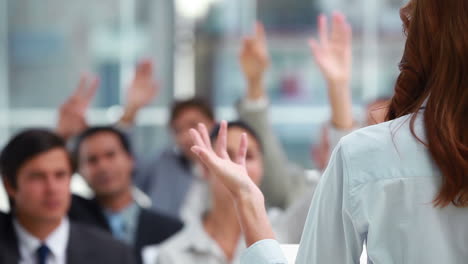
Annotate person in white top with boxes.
[187,0,468,263]
[157,121,264,264]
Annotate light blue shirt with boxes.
[241,112,468,263]
[104,202,140,245]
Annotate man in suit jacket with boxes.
[69,126,183,263]
[0,129,135,264]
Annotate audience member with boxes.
[0,129,135,264]
[68,126,183,264]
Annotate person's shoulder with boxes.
[339,114,415,158]
[154,147,177,160]
[336,113,432,180]
[140,208,183,230]
[0,211,7,220]
[157,224,195,252]
[68,195,107,227]
[137,208,183,243]
[69,221,135,263]
[70,221,127,250]
[70,194,95,208]
[0,211,9,227]
[156,225,192,263]
[141,147,181,168]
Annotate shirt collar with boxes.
[13,217,70,260]
[103,202,139,221]
[103,202,140,244]
[185,217,216,254]
[183,215,245,261]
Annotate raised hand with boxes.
[190,121,259,199]
[120,59,159,125]
[190,121,275,245]
[127,59,158,109]
[56,74,99,139]
[239,22,270,100]
[310,12,354,130]
[309,12,352,88]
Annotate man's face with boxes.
[5,148,71,223]
[171,107,214,160]
[78,132,133,198]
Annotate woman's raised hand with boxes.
[189,121,259,199]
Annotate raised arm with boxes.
[309,12,354,131]
[56,74,99,140]
[238,22,306,208]
[239,22,270,101]
[118,59,159,127]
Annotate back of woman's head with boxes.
[386,0,468,207]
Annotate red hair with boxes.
[386,0,468,207]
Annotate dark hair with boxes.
[0,129,69,188]
[169,98,215,125]
[74,126,132,166]
[210,120,263,153]
[386,0,468,207]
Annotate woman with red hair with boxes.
[189,0,468,263]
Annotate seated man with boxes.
[0,129,135,264]
[133,98,216,219]
[68,126,183,263]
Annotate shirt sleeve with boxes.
[295,141,364,264]
[241,239,288,264]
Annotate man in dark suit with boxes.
[0,129,135,264]
[68,126,183,264]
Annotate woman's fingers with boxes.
[189,128,207,149]
[235,133,248,166]
[215,121,230,160]
[255,22,266,43]
[308,38,323,62]
[73,74,88,98]
[191,145,219,170]
[331,12,351,50]
[198,123,213,150]
[84,77,100,102]
[318,14,329,47]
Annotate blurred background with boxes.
[0,0,405,170]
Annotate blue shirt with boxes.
[241,112,468,263]
[104,202,140,245]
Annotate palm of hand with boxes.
[239,23,270,82]
[127,60,158,108]
[208,156,251,194]
[57,75,98,138]
[310,13,352,86]
[240,42,269,80]
[190,122,256,198]
[315,43,350,85]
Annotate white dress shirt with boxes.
[241,112,468,263]
[14,217,70,264]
